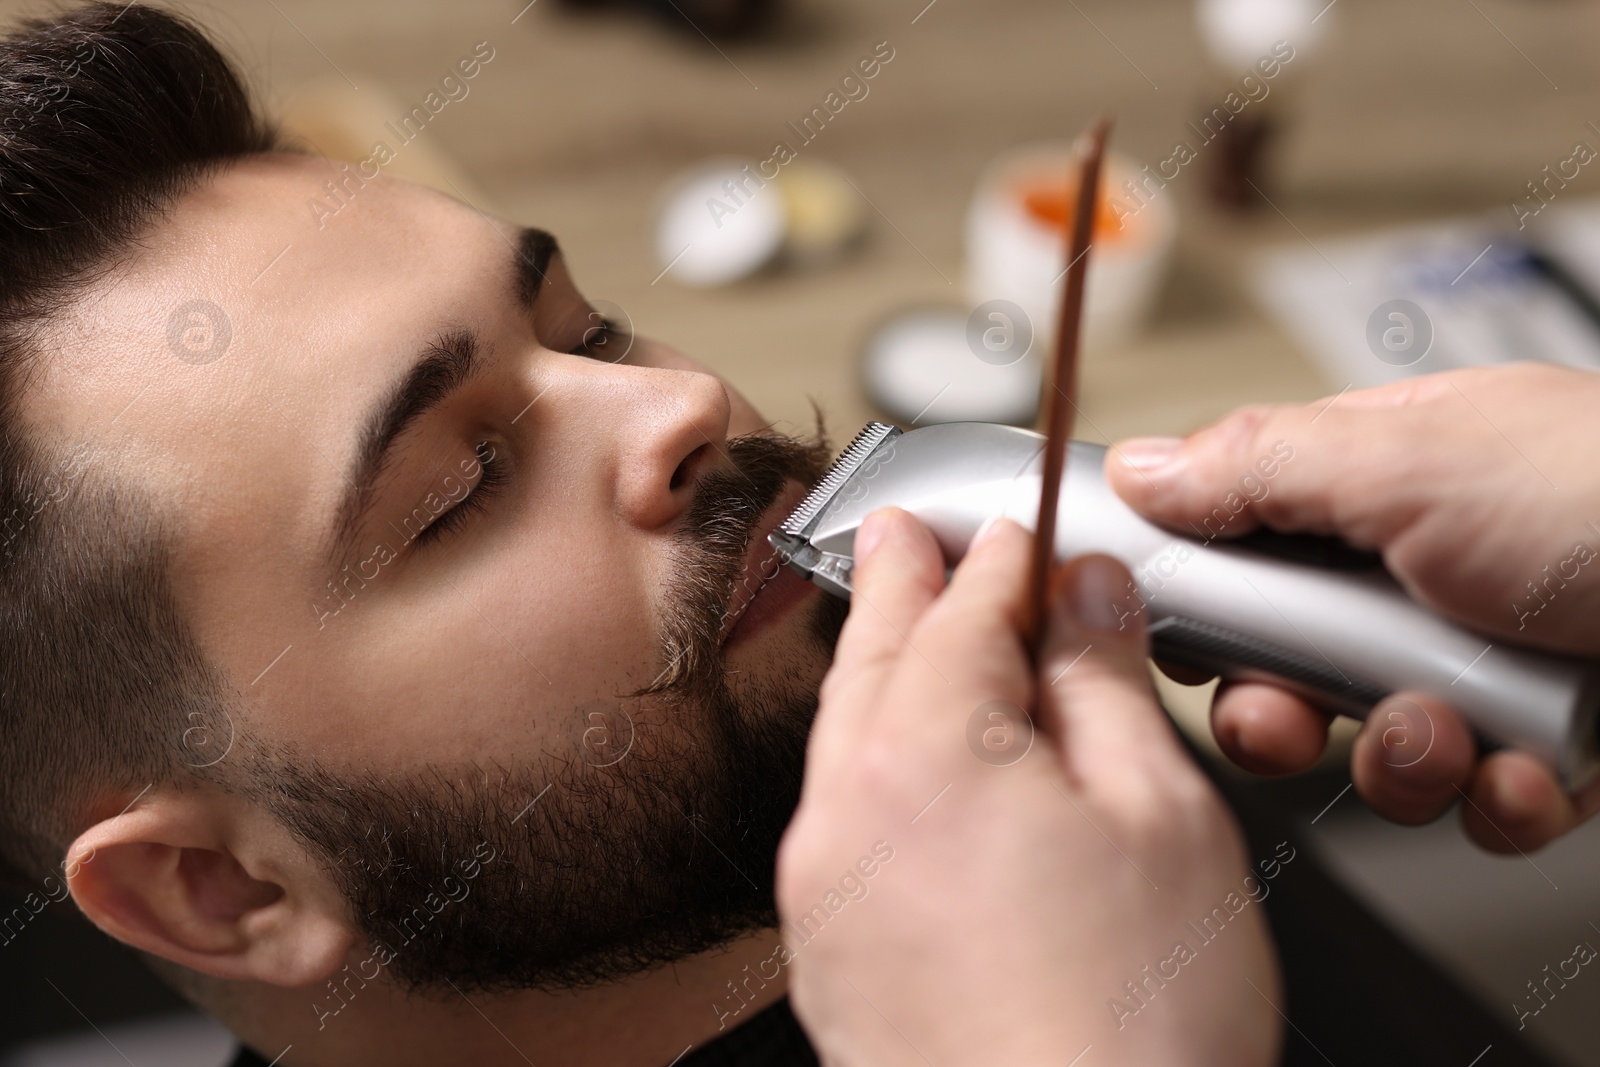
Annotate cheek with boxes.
[270,527,663,772]
[479,528,659,697]
[484,530,677,760]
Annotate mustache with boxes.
[639,426,835,699]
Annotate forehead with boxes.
[29,151,513,444]
[21,154,519,646]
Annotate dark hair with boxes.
[0,2,274,886]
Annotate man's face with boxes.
[27,153,847,989]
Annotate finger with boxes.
[892,516,1036,721]
[1349,692,1475,825]
[1102,392,1431,550]
[1210,682,1331,775]
[1037,553,1185,776]
[1459,750,1600,853]
[818,507,946,712]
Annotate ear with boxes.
[66,785,358,986]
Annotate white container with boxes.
[654,158,786,287]
[964,145,1178,355]
[861,305,1043,427]
[1196,0,1328,72]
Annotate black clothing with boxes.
[226,995,817,1066]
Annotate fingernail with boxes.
[1489,768,1539,824]
[854,509,895,560]
[972,514,1007,548]
[1115,436,1184,473]
[1060,555,1134,634]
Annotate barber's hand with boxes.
[776,508,1279,1067]
[1106,363,1600,854]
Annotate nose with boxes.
[586,361,732,530]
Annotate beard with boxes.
[252,428,849,995]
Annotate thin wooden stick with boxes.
[1026,115,1113,660]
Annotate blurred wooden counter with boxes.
[168,0,1600,445]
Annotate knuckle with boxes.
[1167,765,1224,815]
[910,597,1004,655]
[815,667,857,710]
[1081,650,1155,695]
[853,732,912,789]
[773,827,822,909]
[1086,773,1167,832]
[837,728,927,813]
[1206,403,1279,458]
[1094,762,1233,856]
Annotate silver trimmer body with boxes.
[770,422,1600,787]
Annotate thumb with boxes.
[1038,554,1186,775]
[1102,398,1415,551]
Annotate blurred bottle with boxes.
[555,0,779,39]
[1194,0,1331,210]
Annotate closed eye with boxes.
[569,313,630,361]
[412,441,506,546]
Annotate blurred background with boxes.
[5,0,1600,1063]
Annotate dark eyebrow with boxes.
[326,329,485,567]
[515,226,559,310]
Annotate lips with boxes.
[719,481,817,649]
